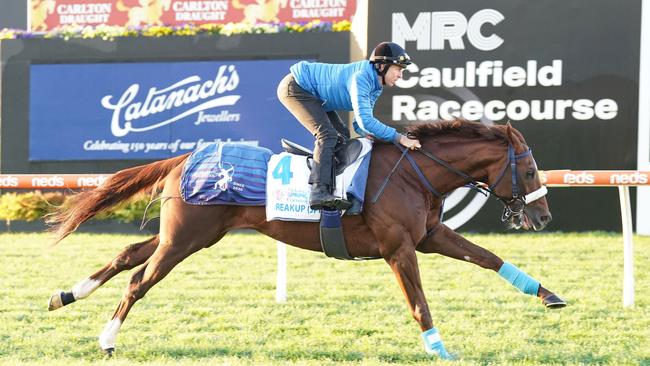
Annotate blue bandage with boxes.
[421,327,454,360]
[498,262,540,296]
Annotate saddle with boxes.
[280,138,372,261]
[281,138,363,175]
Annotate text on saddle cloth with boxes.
[266,138,372,222]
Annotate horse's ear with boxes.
[505,122,514,143]
[505,122,522,150]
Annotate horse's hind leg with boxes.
[48,235,159,311]
[97,165,232,355]
[97,231,223,356]
[417,224,566,308]
[97,198,231,354]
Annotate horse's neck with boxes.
[424,139,505,193]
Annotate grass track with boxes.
[1,232,649,365]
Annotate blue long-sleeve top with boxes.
[290,60,399,143]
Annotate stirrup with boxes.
[310,197,351,211]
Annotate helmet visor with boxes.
[372,53,412,67]
[395,53,412,67]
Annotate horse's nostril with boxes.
[541,214,552,223]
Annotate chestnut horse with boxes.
[46,120,565,358]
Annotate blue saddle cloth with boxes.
[180,142,272,205]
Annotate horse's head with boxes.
[404,120,550,231]
[487,123,551,231]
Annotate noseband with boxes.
[487,145,548,222]
[375,142,547,223]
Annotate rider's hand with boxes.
[399,134,421,150]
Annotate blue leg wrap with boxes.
[498,262,540,296]
[421,327,455,360]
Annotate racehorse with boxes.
[46,119,565,358]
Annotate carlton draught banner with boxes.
[368,0,642,231]
[30,0,356,31]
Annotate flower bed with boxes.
[0,20,351,41]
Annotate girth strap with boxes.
[320,209,353,260]
[319,209,381,261]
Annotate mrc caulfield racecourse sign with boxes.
[28,59,311,160]
[390,8,620,123]
[367,0,641,231]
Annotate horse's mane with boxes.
[406,119,511,143]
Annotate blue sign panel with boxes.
[29,60,313,160]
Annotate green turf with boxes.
[0,231,648,365]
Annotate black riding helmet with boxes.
[369,42,412,85]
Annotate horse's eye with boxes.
[526,170,535,179]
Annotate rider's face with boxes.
[382,65,405,87]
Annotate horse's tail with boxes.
[46,153,190,244]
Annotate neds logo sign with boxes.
[392,9,504,51]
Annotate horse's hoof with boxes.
[542,294,567,309]
[429,349,458,361]
[440,351,458,361]
[103,347,115,357]
[48,292,64,311]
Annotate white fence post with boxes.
[618,186,635,307]
[637,0,650,235]
[275,241,287,303]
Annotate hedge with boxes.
[0,191,159,225]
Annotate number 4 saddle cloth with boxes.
[180,139,372,221]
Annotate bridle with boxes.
[373,142,548,223]
[485,144,548,222]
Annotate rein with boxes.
[373,142,548,223]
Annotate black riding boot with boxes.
[309,184,351,211]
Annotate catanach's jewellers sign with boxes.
[29,59,311,160]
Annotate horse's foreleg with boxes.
[417,224,566,308]
[417,224,503,270]
[385,246,455,359]
[48,235,159,311]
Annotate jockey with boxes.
[277,41,422,211]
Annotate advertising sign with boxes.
[29,59,312,160]
[30,0,357,31]
[368,0,642,231]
